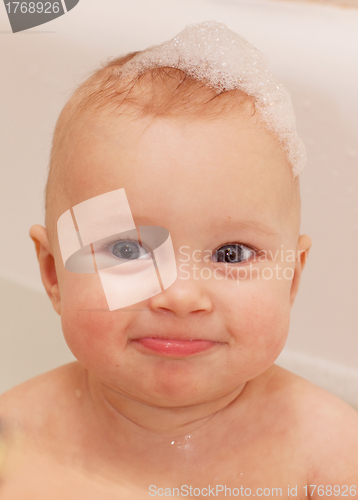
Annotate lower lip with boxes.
[133,338,217,356]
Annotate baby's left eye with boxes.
[213,244,255,264]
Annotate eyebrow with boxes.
[219,218,281,237]
[133,215,280,238]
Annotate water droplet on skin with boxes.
[171,441,175,445]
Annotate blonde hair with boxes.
[45,52,258,239]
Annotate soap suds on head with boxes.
[45,21,305,247]
[118,21,306,177]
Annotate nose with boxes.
[149,277,214,318]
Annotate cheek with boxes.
[59,271,130,368]
[219,276,291,368]
[243,289,289,351]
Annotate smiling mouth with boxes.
[131,337,218,356]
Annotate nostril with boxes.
[148,283,214,317]
[156,306,174,315]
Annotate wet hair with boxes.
[45,51,256,231]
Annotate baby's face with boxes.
[51,108,306,406]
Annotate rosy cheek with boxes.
[224,280,290,354]
[60,271,106,309]
[59,273,130,361]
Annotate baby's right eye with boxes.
[108,240,149,261]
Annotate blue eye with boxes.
[213,244,254,263]
[110,240,148,261]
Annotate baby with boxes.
[1,21,358,499]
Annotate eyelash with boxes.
[212,241,259,264]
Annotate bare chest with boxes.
[0,433,310,500]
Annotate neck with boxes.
[86,370,247,442]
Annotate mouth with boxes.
[131,337,218,357]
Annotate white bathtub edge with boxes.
[276,348,358,409]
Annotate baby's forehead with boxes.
[64,108,286,185]
[54,109,300,245]
[49,67,290,213]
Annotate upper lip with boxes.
[130,331,224,343]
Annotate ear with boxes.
[29,224,61,315]
[290,234,312,307]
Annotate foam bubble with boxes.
[119,21,306,177]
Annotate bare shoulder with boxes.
[0,362,85,428]
[267,365,358,488]
[0,362,87,492]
